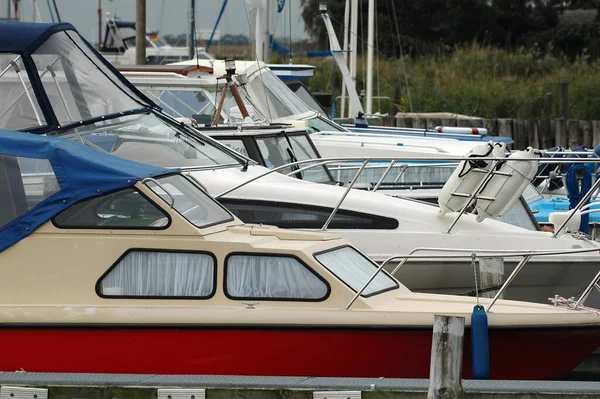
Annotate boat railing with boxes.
[214,155,600,233]
[345,246,600,312]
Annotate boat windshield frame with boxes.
[144,173,235,229]
[252,131,337,184]
[53,107,252,170]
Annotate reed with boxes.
[284,44,600,120]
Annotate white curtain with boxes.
[315,246,396,295]
[101,251,214,297]
[227,255,327,299]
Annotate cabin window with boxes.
[145,174,233,228]
[0,54,47,131]
[53,188,169,229]
[219,199,399,229]
[0,155,60,229]
[225,254,329,300]
[98,250,216,298]
[315,246,398,297]
[219,139,248,157]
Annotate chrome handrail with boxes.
[345,246,600,311]
[213,155,600,233]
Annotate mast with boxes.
[366,0,374,114]
[97,0,102,48]
[340,0,350,119]
[253,0,271,62]
[349,0,358,118]
[189,0,196,60]
[135,0,146,64]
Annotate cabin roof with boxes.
[0,130,175,252]
[0,21,76,54]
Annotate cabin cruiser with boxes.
[2,128,600,380]
[2,21,600,309]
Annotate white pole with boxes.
[340,0,350,119]
[349,0,358,118]
[366,0,374,114]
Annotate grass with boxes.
[262,44,600,120]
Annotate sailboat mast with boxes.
[189,0,196,60]
[340,0,350,119]
[349,0,358,118]
[366,0,374,114]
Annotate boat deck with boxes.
[1,372,600,398]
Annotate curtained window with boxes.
[99,250,215,298]
[226,254,328,300]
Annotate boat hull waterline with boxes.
[1,324,599,380]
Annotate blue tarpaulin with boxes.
[0,129,176,252]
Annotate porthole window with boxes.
[98,250,216,298]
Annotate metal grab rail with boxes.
[212,154,600,234]
[345,246,600,311]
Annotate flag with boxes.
[277,0,285,13]
[147,31,159,42]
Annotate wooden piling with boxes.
[478,257,504,299]
[555,118,566,147]
[568,119,582,148]
[593,120,600,147]
[581,120,593,148]
[428,315,465,399]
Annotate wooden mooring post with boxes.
[428,315,465,399]
[478,257,504,299]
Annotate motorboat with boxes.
[170,58,512,143]
[1,128,600,380]
[99,14,213,65]
[119,66,480,191]
[2,21,600,309]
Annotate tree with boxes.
[300,0,567,57]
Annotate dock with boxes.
[1,373,600,399]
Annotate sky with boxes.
[11,0,309,45]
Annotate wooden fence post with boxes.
[593,121,600,147]
[478,257,504,298]
[555,118,567,147]
[428,315,465,399]
[558,82,569,120]
[568,119,582,148]
[412,116,426,129]
[539,119,552,149]
[530,119,540,149]
[497,119,514,146]
[581,120,593,149]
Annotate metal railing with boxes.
[213,154,600,234]
[345,246,600,312]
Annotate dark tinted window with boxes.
[54,188,169,229]
[219,199,398,229]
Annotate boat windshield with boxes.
[56,111,243,168]
[243,68,315,120]
[138,84,268,125]
[307,115,348,133]
[256,133,335,183]
[40,30,148,128]
[315,246,398,296]
[523,182,544,203]
[145,174,234,228]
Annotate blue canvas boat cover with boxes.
[0,129,176,252]
[0,21,156,133]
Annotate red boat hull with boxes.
[1,325,598,380]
